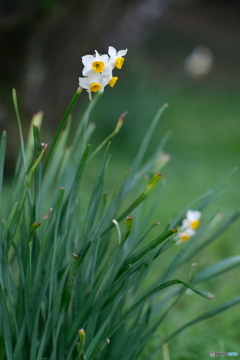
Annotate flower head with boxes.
[79,46,127,99]
[82,50,112,76]
[108,46,128,69]
[181,210,201,230]
[176,209,201,245]
[178,227,196,243]
[79,72,112,94]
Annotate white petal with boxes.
[109,58,116,68]
[187,210,196,221]
[79,77,90,89]
[118,49,128,57]
[102,62,113,75]
[182,219,190,228]
[82,55,94,66]
[187,210,201,221]
[101,73,112,86]
[186,228,196,236]
[82,65,92,76]
[194,211,201,220]
[100,54,109,63]
[87,72,101,83]
[108,46,116,57]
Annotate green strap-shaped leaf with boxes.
[112,219,122,244]
[24,241,34,340]
[48,236,60,315]
[103,173,162,235]
[33,125,43,220]
[5,143,48,243]
[62,253,80,310]
[66,170,132,344]
[71,144,91,201]
[12,89,27,173]
[72,92,101,152]
[13,318,27,360]
[25,111,43,167]
[132,103,169,172]
[63,144,91,226]
[30,309,40,360]
[87,111,126,163]
[41,118,72,199]
[44,87,82,174]
[84,142,111,236]
[115,229,177,281]
[193,255,240,284]
[107,279,214,339]
[85,319,110,360]
[0,282,14,360]
[52,265,71,345]
[36,313,52,360]
[54,187,65,243]
[75,329,86,360]
[0,131,7,223]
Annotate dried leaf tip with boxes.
[41,208,53,219]
[115,112,127,133]
[41,142,48,149]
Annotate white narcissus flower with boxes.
[108,46,128,69]
[79,72,112,94]
[79,47,127,99]
[178,228,196,244]
[181,210,201,230]
[82,50,112,76]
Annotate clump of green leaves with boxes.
[0,88,239,360]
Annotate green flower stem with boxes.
[43,87,82,175]
[12,89,27,173]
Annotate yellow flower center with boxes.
[109,77,118,87]
[92,61,105,73]
[90,83,102,92]
[181,234,190,242]
[190,220,200,230]
[115,57,125,69]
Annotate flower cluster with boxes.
[178,210,201,244]
[79,46,127,99]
